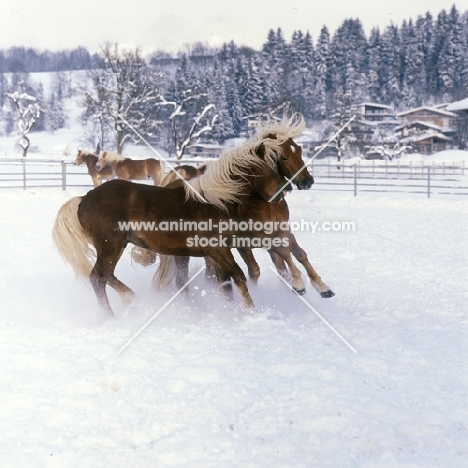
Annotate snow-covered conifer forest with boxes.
[1,5,468,155]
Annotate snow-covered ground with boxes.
[1,186,467,467]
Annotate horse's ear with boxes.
[266,132,277,140]
[255,142,265,158]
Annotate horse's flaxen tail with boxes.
[52,196,95,280]
[151,255,176,289]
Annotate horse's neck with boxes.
[85,155,97,167]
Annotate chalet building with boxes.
[394,120,454,139]
[184,143,223,158]
[356,102,396,123]
[447,97,468,114]
[397,106,456,129]
[400,132,452,155]
[395,106,456,154]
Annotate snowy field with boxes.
[1,185,467,467]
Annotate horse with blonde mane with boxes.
[75,150,114,187]
[130,163,209,266]
[53,114,315,315]
[96,151,165,185]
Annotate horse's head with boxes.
[247,142,291,203]
[273,136,314,190]
[95,151,124,171]
[95,152,106,171]
[74,150,85,166]
[257,114,314,191]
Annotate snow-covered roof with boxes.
[401,132,452,144]
[394,120,448,133]
[397,106,457,118]
[447,98,468,112]
[358,102,393,110]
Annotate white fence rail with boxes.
[0,157,467,197]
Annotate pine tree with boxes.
[313,26,332,119]
[380,24,402,105]
[366,28,383,102]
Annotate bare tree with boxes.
[6,91,42,157]
[158,92,218,159]
[82,43,163,154]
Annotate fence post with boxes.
[22,159,27,190]
[353,164,358,196]
[427,166,431,198]
[61,160,67,190]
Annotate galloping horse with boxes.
[75,150,114,187]
[53,115,314,315]
[96,151,165,186]
[130,163,209,266]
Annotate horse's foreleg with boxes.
[237,247,261,283]
[268,251,290,281]
[289,234,335,298]
[269,245,306,295]
[205,249,254,310]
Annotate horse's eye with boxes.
[282,157,288,161]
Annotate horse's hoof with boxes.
[293,287,306,296]
[321,290,335,298]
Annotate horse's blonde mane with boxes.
[77,149,97,157]
[185,145,260,210]
[253,113,306,145]
[100,151,127,163]
[184,113,306,210]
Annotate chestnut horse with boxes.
[96,151,165,185]
[130,164,209,266]
[53,115,313,315]
[75,150,114,187]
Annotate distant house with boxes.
[399,132,452,155]
[184,143,223,158]
[447,97,468,149]
[447,97,468,114]
[395,106,457,154]
[394,120,454,139]
[356,102,395,123]
[397,106,456,129]
[348,119,376,143]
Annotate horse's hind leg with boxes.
[107,249,136,304]
[174,256,190,290]
[205,248,254,310]
[90,246,134,315]
[289,234,335,298]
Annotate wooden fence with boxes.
[0,157,467,197]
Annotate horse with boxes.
[130,164,209,266]
[152,195,334,299]
[160,164,207,187]
[149,172,333,298]
[53,115,314,315]
[95,151,165,186]
[75,150,114,187]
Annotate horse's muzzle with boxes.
[296,176,314,190]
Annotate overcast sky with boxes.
[0,0,463,55]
